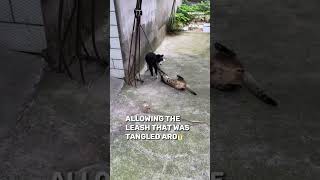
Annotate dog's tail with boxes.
[243,72,278,106]
[176,75,197,95]
[186,86,197,95]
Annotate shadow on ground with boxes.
[0,50,108,179]
[212,0,320,179]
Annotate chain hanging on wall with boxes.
[126,0,178,87]
[127,0,143,87]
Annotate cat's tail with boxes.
[186,86,197,95]
[243,72,278,106]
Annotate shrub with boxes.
[167,0,210,32]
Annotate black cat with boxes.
[145,52,165,78]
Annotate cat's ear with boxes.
[156,54,161,58]
[215,42,236,57]
[160,55,164,57]
[177,75,184,80]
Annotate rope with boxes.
[138,21,141,80]
[91,0,102,61]
[127,0,143,86]
[76,0,85,83]
[168,0,177,32]
[126,0,172,86]
[170,0,176,24]
[58,0,64,72]
[126,17,136,85]
[139,25,153,52]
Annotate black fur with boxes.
[177,75,184,80]
[214,42,236,57]
[145,52,164,77]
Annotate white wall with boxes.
[114,0,182,79]
[110,0,125,78]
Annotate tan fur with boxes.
[212,43,278,106]
[161,74,186,90]
[160,73,197,95]
[211,53,244,90]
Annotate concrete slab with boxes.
[0,1,13,22]
[0,23,46,51]
[0,48,45,138]
[0,67,109,178]
[11,0,43,24]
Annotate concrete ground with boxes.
[213,0,320,179]
[111,32,210,179]
[110,77,124,102]
[0,49,108,179]
[0,49,45,139]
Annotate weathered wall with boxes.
[114,0,182,80]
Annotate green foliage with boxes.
[193,1,210,15]
[177,0,210,25]
[175,12,191,24]
[167,0,210,33]
[167,16,183,33]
